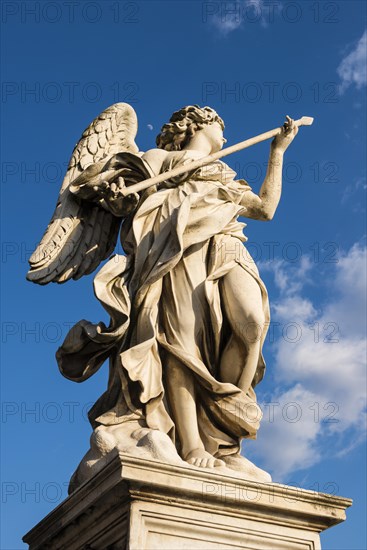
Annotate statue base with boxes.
[23,453,352,550]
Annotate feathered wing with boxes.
[27,103,139,285]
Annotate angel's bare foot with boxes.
[184,448,225,468]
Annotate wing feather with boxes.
[81,214,121,279]
[27,103,139,284]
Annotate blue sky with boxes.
[1,1,366,548]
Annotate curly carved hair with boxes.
[156,105,225,151]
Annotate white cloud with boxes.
[260,255,313,295]
[325,243,367,336]
[341,176,367,208]
[211,4,243,35]
[337,30,367,92]
[210,0,270,35]
[250,243,367,480]
[255,385,323,476]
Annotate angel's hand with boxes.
[92,180,110,198]
[271,116,299,153]
[103,177,139,217]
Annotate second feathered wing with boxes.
[27,103,140,285]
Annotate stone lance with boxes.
[119,116,314,197]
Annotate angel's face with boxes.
[200,121,227,153]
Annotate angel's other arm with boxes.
[68,157,141,217]
[71,149,173,215]
[69,149,170,214]
[68,160,122,201]
[240,116,298,221]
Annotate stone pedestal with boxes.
[23,453,352,550]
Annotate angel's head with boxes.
[156,105,225,152]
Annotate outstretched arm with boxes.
[241,117,298,221]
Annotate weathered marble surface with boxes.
[23,454,352,550]
[68,418,272,493]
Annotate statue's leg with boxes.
[165,355,224,468]
[165,355,202,456]
[220,265,265,393]
[161,240,224,468]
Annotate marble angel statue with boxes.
[27,103,302,489]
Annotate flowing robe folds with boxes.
[57,153,270,457]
